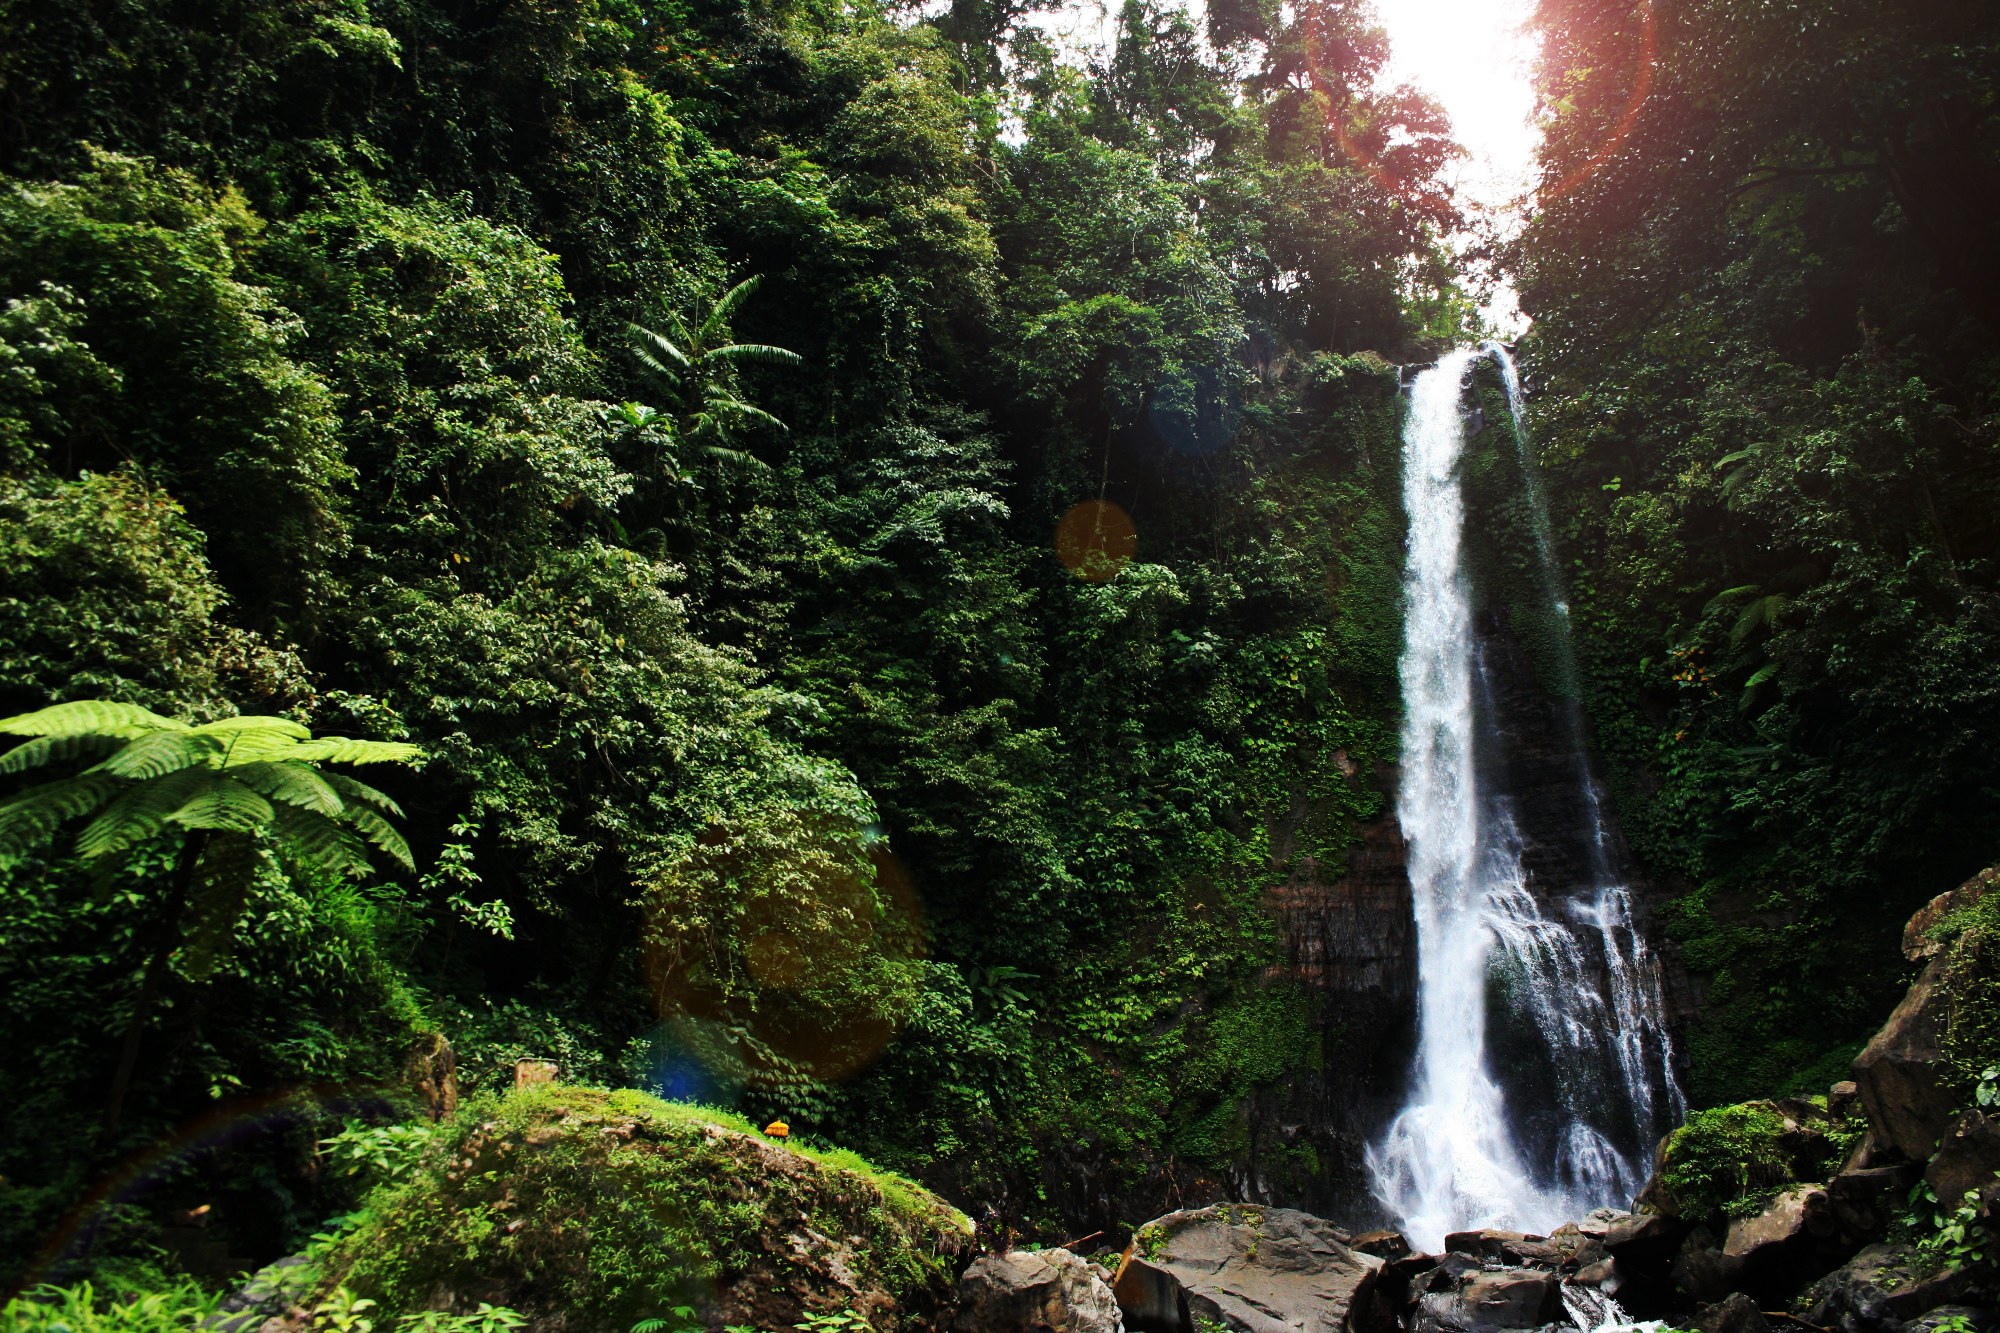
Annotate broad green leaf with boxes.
[0,701,187,738]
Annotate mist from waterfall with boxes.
[1366,348,1684,1252]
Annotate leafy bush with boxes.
[1,1281,217,1333]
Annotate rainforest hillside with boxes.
[0,0,1997,1303]
[0,0,1460,1284]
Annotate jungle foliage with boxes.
[0,0,1456,1286]
[1518,0,2000,1104]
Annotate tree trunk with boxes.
[100,829,207,1142]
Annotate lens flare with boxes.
[1054,500,1137,582]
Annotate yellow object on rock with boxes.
[764,1120,790,1138]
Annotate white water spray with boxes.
[1367,349,1684,1252]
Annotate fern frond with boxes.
[0,774,123,855]
[284,738,426,767]
[0,701,187,738]
[320,771,406,819]
[231,760,344,817]
[699,276,763,341]
[703,342,802,368]
[167,777,276,835]
[271,804,371,879]
[89,730,223,780]
[1704,584,1762,612]
[179,833,261,981]
[341,801,415,870]
[0,732,124,775]
[75,768,212,858]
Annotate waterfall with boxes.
[1366,348,1684,1252]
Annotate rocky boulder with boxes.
[323,1085,970,1332]
[1693,1292,1771,1333]
[1925,1111,2000,1212]
[1721,1184,1845,1301]
[1111,1205,1388,1333]
[1407,1256,1560,1333]
[955,1249,1122,1333]
[1806,1243,1977,1333]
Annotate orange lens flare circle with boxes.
[1539,0,1658,205]
[1054,500,1137,582]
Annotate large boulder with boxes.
[1721,1184,1846,1300]
[1806,1243,1976,1333]
[1853,955,1961,1163]
[1407,1256,1560,1333]
[1694,1292,1771,1333]
[955,1249,1122,1333]
[1926,1111,2000,1212]
[1902,869,1999,963]
[1829,1160,1920,1243]
[323,1085,971,1332]
[1111,1205,1388,1333]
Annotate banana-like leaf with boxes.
[629,322,691,372]
[341,801,415,870]
[165,777,276,835]
[698,276,762,341]
[282,738,425,766]
[320,770,406,818]
[0,701,187,738]
[89,730,224,780]
[76,768,212,859]
[704,342,802,367]
[0,732,123,775]
[270,803,371,879]
[0,774,124,855]
[231,760,345,817]
[178,833,261,981]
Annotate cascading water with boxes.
[1366,347,1684,1253]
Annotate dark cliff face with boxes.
[1248,807,1417,1223]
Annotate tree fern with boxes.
[0,699,425,1132]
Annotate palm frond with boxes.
[270,803,371,879]
[341,802,415,870]
[179,833,261,981]
[284,737,426,766]
[0,701,187,738]
[703,342,802,368]
[699,276,763,341]
[75,768,212,860]
[320,770,407,819]
[89,730,224,781]
[232,760,345,817]
[628,322,692,372]
[164,777,276,836]
[0,774,124,855]
[0,732,124,775]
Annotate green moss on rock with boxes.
[321,1085,971,1332]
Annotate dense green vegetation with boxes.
[0,0,1460,1288]
[6,0,1999,1309]
[1520,0,2000,1104]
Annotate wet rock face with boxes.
[1257,813,1417,1214]
[1409,1260,1560,1333]
[1111,1205,1389,1333]
[954,1249,1122,1333]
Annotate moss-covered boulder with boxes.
[320,1085,972,1332]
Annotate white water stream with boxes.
[1366,348,1684,1252]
